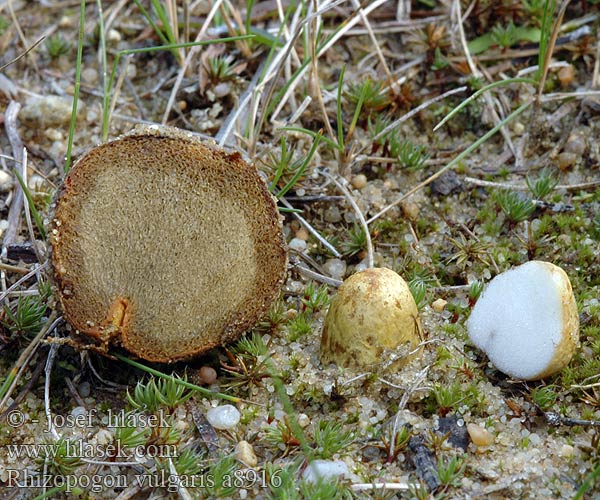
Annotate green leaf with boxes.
[468,27,541,54]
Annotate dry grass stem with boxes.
[2,102,24,257]
[319,169,373,268]
[161,0,225,124]
[0,311,59,413]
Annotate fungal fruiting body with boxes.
[320,267,422,371]
[467,260,579,380]
[51,126,287,362]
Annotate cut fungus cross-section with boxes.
[51,126,287,362]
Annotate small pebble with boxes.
[563,134,585,156]
[284,308,297,320]
[430,170,461,196]
[59,16,74,28]
[557,152,577,171]
[400,200,419,221]
[78,381,91,398]
[302,460,349,484]
[213,82,231,98]
[44,128,64,141]
[70,406,87,420]
[324,206,342,223]
[175,419,189,432]
[126,65,137,79]
[513,121,525,135]
[323,258,346,280]
[95,429,112,446]
[21,95,81,127]
[529,433,542,446]
[559,444,574,458]
[558,65,574,88]
[467,423,494,446]
[362,445,384,462]
[288,238,307,252]
[199,366,217,385]
[351,174,367,189]
[28,175,44,191]
[295,228,309,241]
[0,171,14,192]
[107,29,122,43]
[431,298,448,312]
[81,68,98,84]
[206,405,241,430]
[354,257,370,273]
[297,413,310,428]
[234,440,258,467]
[285,280,303,293]
[383,179,397,190]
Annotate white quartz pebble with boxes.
[206,405,241,430]
[302,460,350,484]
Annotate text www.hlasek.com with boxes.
[5,439,177,460]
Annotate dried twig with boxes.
[537,0,572,100]
[0,359,45,421]
[351,482,410,492]
[0,311,59,413]
[114,485,147,500]
[19,149,44,264]
[65,377,87,408]
[279,196,342,257]
[168,457,194,500]
[0,262,48,304]
[357,86,467,157]
[453,0,517,163]
[161,0,225,124]
[389,366,429,460]
[0,36,46,73]
[2,102,24,258]
[292,261,343,287]
[318,169,373,269]
[465,176,600,192]
[544,411,600,427]
[44,342,62,440]
[0,262,32,274]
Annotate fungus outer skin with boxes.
[320,267,421,370]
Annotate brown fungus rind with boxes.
[51,126,287,362]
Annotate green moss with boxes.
[560,358,600,387]
[436,345,454,362]
[287,313,313,342]
[240,406,260,425]
[534,214,554,236]
[441,323,465,340]
[554,213,584,233]
[426,381,482,416]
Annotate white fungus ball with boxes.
[467,261,579,380]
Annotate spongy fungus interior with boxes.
[52,134,286,362]
[467,262,563,380]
